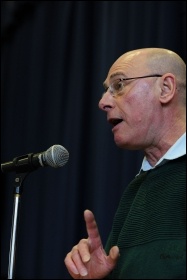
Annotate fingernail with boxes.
[83,254,90,262]
[80,268,88,276]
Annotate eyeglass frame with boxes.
[103,74,162,97]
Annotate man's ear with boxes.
[159,73,176,104]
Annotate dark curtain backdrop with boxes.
[1,1,186,279]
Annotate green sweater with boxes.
[105,155,186,279]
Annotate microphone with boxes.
[1,144,69,173]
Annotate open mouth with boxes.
[109,118,123,127]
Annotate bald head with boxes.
[112,48,186,104]
[115,48,185,78]
[100,47,186,156]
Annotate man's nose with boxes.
[98,92,114,111]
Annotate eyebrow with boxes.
[103,71,127,88]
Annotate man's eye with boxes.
[113,81,124,91]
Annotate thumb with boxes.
[107,246,120,267]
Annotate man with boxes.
[64,48,186,279]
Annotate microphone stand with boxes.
[8,172,29,279]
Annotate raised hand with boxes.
[64,209,119,279]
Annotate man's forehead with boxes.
[104,53,147,84]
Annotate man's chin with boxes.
[114,137,137,150]
[113,136,125,148]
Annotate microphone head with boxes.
[44,145,69,168]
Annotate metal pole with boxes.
[8,194,21,279]
[7,173,28,279]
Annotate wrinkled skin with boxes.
[64,210,119,279]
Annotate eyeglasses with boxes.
[104,74,162,97]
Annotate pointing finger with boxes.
[84,210,102,246]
